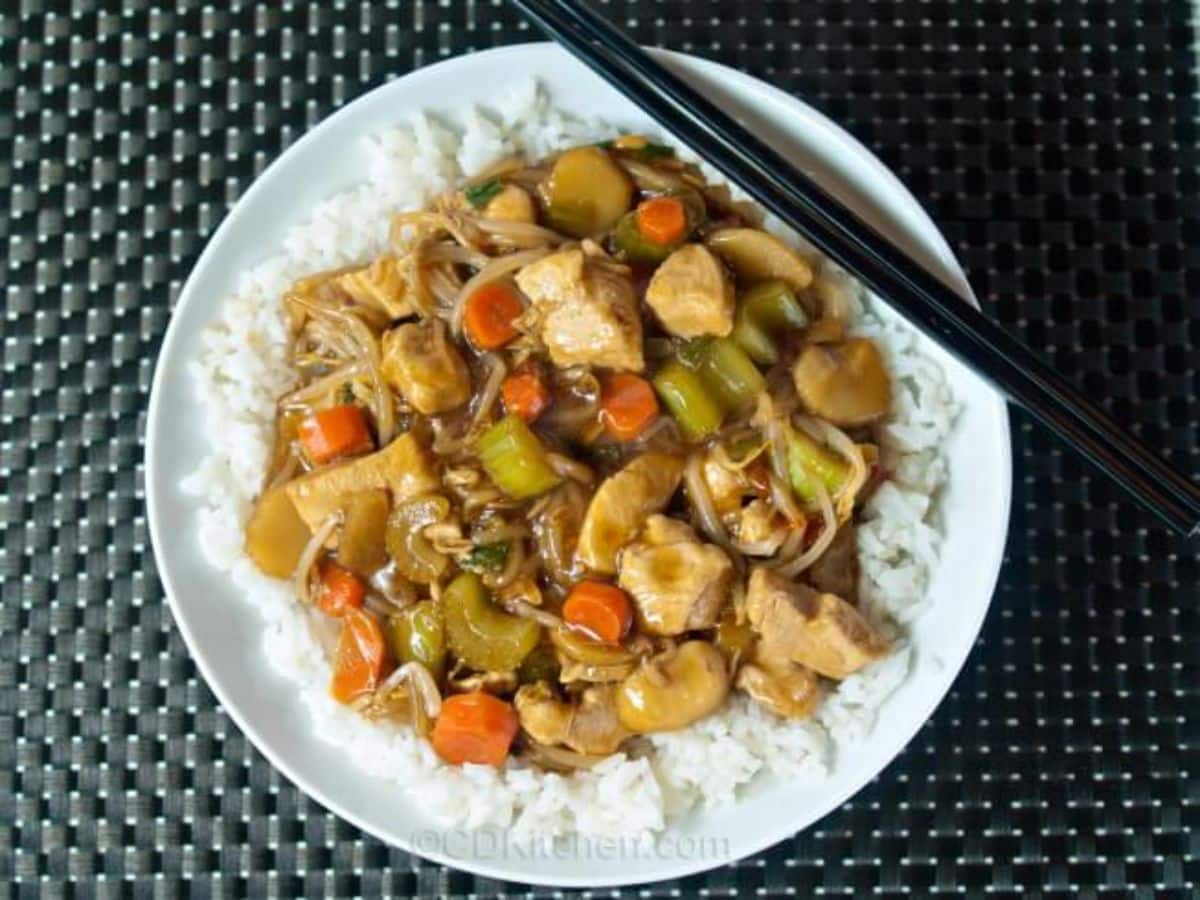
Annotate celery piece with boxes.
[477,414,563,500]
[443,571,540,671]
[786,425,850,505]
[731,302,779,365]
[387,601,446,678]
[686,336,766,412]
[742,279,810,330]
[653,359,725,442]
[613,210,675,264]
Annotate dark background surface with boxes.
[1,1,1197,896]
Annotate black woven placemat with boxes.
[1,1,1197,896]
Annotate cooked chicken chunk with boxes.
[380,319,471,415]
[644,244,735,338]
[335,256,414,319]
[576,453,684,574]
[286,432,439,531]
[514,682,629,755]
[700,450,747,518]
[807,523,859,603]
[736,498,786,555]
[618,515,734,636]
[744,567,886,679]
[515,682,573,743]
[514,248,644,371]
[736,654,821,719]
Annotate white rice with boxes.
[181,83,958,838]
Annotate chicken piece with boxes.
[807,523,859,603]
[736,654,821,719]
[644,244,735,338]
[514,248,644,371]
[514,682,630,756]
[335,256,415,319]
[576,453,684,574]
[700,451,747,518]
[744,567,886,679]
[515,682,572,744]
[483,184,537,224]
[618,515,734,636]
[736,499,786,556]
[380,319,471,415]
[286,432,439,531]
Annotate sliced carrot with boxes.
[317,560,366,618]
[599,373,659,441]
[501,371,552,423]
[563,580,633,644]
[636,196,687,245]
[463,281,524,350]
[330,608,390,704]
[430,692,519,767]
[298,404,373,465]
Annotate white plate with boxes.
[146,43,1012,888]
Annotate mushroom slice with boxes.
[704,228,813,291]
[615,641,729,733]
[792,338,891,427]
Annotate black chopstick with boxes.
[512,0,1200,538]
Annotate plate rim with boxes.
[145,41,1013,887]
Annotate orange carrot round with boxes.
[317,560,366,618]
[563,580,633,644]
[330,608,390,704]
[298,404,373,465]
[501,371,552,422]
[463,281,524,350]
[431,692,519,767]
[599,373,659,441]
[636,196,687,245]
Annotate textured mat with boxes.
[1,1,1197,896]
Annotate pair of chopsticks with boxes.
[513,0,1200,538]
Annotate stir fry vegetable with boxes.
[463,178,504,209]
[501,371,552,422]
[443,572,541,671]
[299,404,373,465]
[387,600,446,678]
[463,281,524,350]
[477,414,563,500]
[251,136,897,771]
[730,279,810,365]
[599,373,659,441]
[615,642,729,733]
[244,486,310,578]
[705,228,813,290]
[544,146,633,237]
[330,608,390,703]
[563,581,633,644]
[385,494,451,583]
[316,560,367,617]
[679,336,766,413]
[337,489,389,575]
[653,360,725,442]
[786,425,851,505]
[461,541,510,574]
[431,692,519,766]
